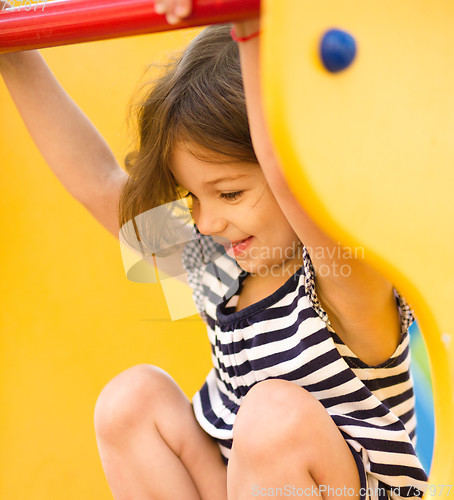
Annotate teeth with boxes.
[232,238,247,247]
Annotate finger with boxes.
[174,0,191,18]
[154,0,166,15]
[166,14,180,24]
[163,0,180,24]
[154,0,188,25]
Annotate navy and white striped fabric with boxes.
[182,228,428,500]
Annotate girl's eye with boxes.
[220,191,243,201]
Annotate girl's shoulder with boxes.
[182,226,222,270]
[181,227,212,320]
[302,245,415,347]
[182,226,239,320]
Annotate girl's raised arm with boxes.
[0,48,127,238]
[234,20,402,366]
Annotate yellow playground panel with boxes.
[262,0,454,489]
[0,28,209,500]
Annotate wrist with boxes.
[230,26,260,43]
[232,19,261,40]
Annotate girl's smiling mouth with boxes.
[226,236,254,257]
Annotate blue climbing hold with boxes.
[320,29,357,73]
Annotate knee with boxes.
[94,364,173,442]
[232,380,326,461]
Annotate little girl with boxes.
[0,1,429,499]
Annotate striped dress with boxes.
[182,228,429,500]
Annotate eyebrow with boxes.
[205,174,248,186]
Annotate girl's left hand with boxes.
[154,0,192,25]
[153,0,260,35]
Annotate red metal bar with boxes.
[0,0,261,54]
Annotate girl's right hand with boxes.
[154,0,193,25]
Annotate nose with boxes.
[192,202,227,236]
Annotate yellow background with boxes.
[0,29,208,499]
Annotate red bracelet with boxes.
[230,26,261,43]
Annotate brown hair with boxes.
[119,23,258,241]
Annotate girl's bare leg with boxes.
[94,364,227,500]
[227,379,361,500]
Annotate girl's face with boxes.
[171,143,301,277]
